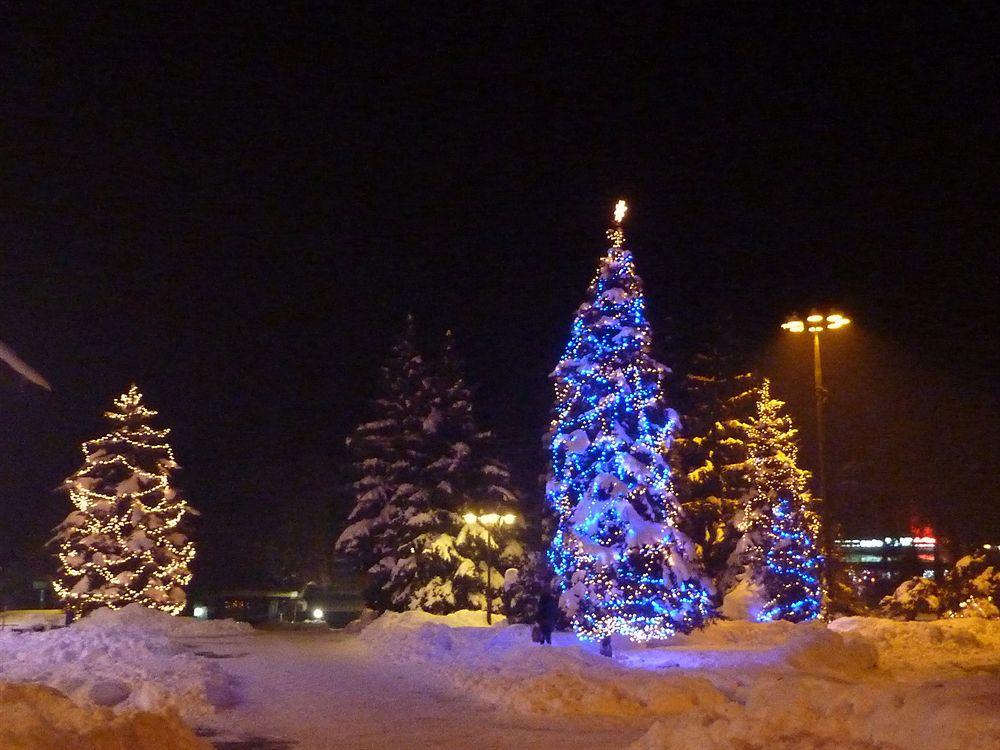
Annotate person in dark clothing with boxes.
[599,635,613,658]
[536,592,559,645]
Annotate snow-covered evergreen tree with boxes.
[382,332,523,613]
[545,201,714,642]
[335,316,427,609]
[52,385,196,618]
[670,323,756,592]
[338,324,522,615]
[755,490,823,621]
[727,380,822,622]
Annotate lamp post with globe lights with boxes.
[461,511,517,624]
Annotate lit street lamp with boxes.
[780,311,850,506]
[461,511,517,624]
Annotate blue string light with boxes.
[755,492,823,623]
[545,203,713,642]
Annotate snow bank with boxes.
[0,682,209,750]
[354,609,506,660]
[447,622,876,717]
[452,628,732,718]
[0,605,249,720]
[663,617,799,649]
[830,615,1000,672]
[364,608,504,630]
[350,611,1000,750]
[76,602,252,637]
[631,671,1000,750]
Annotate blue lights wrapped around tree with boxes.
[741,379,823,623]
[545,201,714,642]
[756,491,823,622]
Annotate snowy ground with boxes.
[3,606,1000,749]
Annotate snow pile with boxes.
[630,671,1000,750]
[665,617,799,649]
[350,611,1000,750]
[342,606,381,633]
[0,682,209,750]
[719,578,765,620]
[830,615,1000,672]
[0,605,248,720]
[451,622,876,717]
[354,608,505,660]
[75,602,252,637]
[452,628,731,718]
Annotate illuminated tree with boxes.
[52,385,195,618]
[755,490,823,621]
[545,201,714,642]
[730,380,822,622]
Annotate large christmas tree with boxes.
[52,385,196,618]
[546,201,714,641]
[728,379,822,622]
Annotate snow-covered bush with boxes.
[943,548,1000,619]
[879,576,943,620]
[879,547,1000,620]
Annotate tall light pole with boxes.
[781,311,850,544]
[462,511,517,624]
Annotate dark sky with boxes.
[2,6,997,585]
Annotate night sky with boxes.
[2,7,996,588]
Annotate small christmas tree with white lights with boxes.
[545,200,714,642]
[52,385,196,618]
[728,380,822,622]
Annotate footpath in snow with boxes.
[3,605,1000,749]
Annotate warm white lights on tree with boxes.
[52,384,196,618]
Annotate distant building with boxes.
[190,565,366,627]
[836,532,950,604]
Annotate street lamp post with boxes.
[462,511,517,625]
[781,312,850,504]
[780,311,850,565]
